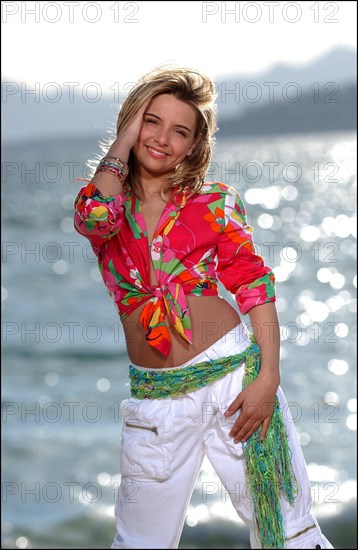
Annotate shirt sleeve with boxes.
[73,179,126,249]
[216,185,276,314]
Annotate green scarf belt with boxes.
[129,335,300,548]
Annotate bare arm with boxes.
[91,100,150,197]
[74,102,149,241]
[224,302,281,443]
[248,302,280,384]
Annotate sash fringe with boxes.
[243,336,300,548]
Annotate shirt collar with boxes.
[123,186,190,240]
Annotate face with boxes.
[132,93,201,180]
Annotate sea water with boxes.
[2,130,356,548]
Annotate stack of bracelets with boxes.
[94,155,129,181]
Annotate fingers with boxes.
[133,98,151,121]
[233,420,262,443]
[259,417,271,442]
[229,403,260,442]
[224,394,243,417]
[224,387,275,444]
[228,402,273,443]
[119,99,152,148]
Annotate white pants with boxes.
[111,323,333,549]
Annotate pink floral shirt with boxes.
[73,180,276,357]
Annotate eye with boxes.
[176,130,187,137]
[145,118,157,124]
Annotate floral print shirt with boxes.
[73,180,276,357]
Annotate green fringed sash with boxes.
[129,334,300,548]
[243,335,300,548]
[130,343,255,399]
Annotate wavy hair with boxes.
[87,65,218,201]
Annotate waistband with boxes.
[129,333,259,400]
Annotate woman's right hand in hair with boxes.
[107,99,151,162]
[90,100,151,196]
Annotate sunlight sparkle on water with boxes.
[317,268,332,283]
[305,300,330,322]
[321,215,356,238]
[324,391,339,404]
[281,185,298,201]
[346,414,357,431]
[97,378,111,392]
[15,537,29,549]
[273,246,299,282]
[295,332,310,346]
[257,213,273,228]
[60,217,75,233]
[336,323,349,337]
[244,186,281,209]
[315,268,346,289]
[280,206,296,222]
[45,372,59,386]
[325,295,345,312]
[327,359,349,376]
[329,273,346,290]
[97,472,111,486]
[186,504,210,527]
[307,463,341,482]
[300,225,320,242]
[52,260,68,275]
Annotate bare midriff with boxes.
[123,201,242,368]
[123,295,242,368]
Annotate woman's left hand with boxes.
[224,373,279,443]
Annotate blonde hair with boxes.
[87,65,218,201]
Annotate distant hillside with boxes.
[217,46,357,118]
[2,46,356,143]
[219,82,357,136]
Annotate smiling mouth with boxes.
[146,146,169,158]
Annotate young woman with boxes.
[73,66,333,549]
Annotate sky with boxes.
[1,0,357,94]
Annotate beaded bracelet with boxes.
[96,161,127,175]
[95,166,124,177]
[102,155,128,172]
[95,156,129,180]
[98,157,128,172]
[104,155,127,164]
[95,167,126,181]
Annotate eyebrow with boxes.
[144,112,193,133]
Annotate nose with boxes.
[154,126,169,146]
